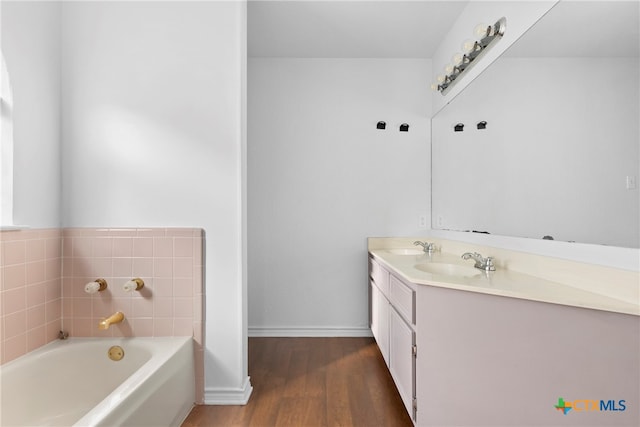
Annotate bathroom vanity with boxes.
[368,238,639,427]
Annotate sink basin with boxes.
[414,263,482,278]
[387,248,425,255]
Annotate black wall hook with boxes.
[399,123,409,132]
[477,121,487,130]
[377,121,386,130]
[454,123,464,132]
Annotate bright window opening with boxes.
[1,52,14,226]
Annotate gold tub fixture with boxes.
[107,345,125,361]
[123,278,145,292]
[98,311,125,330]
[84,278,108,294]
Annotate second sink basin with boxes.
[414,262,482,278]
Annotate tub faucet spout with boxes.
[99,311,125,330]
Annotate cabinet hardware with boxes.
[412,345,417,357]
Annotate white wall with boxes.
[61,1,249,403]
[1,1,61,227]
[248,58,430,335]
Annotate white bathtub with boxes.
[0,336,195,427]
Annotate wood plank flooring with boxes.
[182,337,413,427]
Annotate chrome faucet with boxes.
[414,241,435,254]
[461,252,495,271]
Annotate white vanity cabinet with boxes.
[369,256,417,422]
[369,257,390,365]
[389,305,416,420]
[370,282,390,365]
[368,237,639,427]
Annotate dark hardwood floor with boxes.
[182,337,413,427]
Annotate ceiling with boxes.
[248,1,468,58]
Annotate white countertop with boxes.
[370,247,640,316]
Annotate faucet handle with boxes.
[484,257,496,271]
[461,251,479,260]
[414,241,435,253]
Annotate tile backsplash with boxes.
[1,227,204,402]
[0,228,62,362]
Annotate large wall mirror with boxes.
[432,0,639,248]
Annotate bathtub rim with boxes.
[0,335,192,369]
[1,336,195,427]
[73,336,194,427]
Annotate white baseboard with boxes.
[204,376,253,405]
[248,326,373,337]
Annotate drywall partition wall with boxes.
[1,1,62,227]
[431,0,557,114]
[60,1,249,404]
[248,58,430,336]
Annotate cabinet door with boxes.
[370,283,390,366]
[389,307,415,421]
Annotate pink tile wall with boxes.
[62,227,205,403]
[0,229,63,364]
[0,227,205,404]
